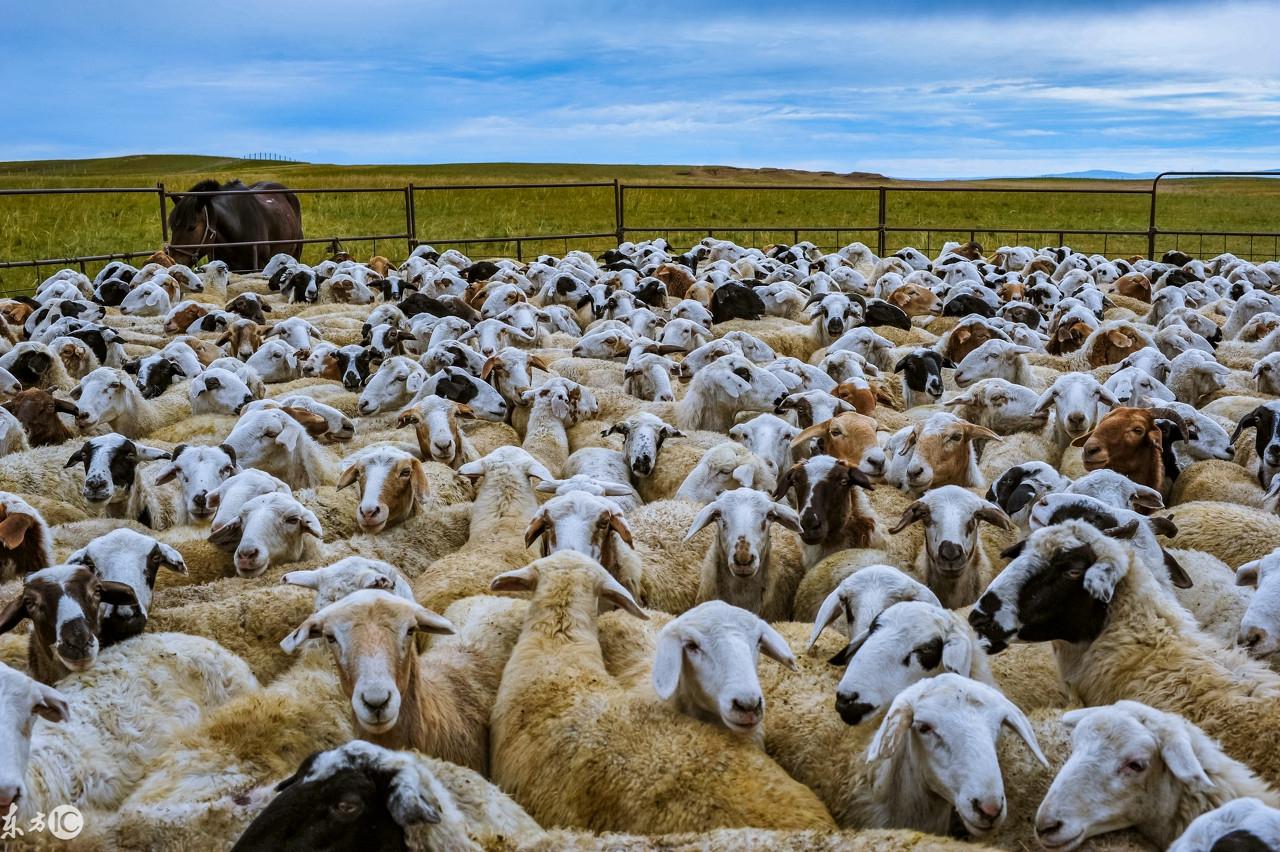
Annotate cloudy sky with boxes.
[4,0,1278,177]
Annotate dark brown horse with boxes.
[167,179,303,272]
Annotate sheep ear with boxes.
[996,694,1050,769]
[410,461,430,504]
[790,422,827,450]
[1155,724,1214,789]
[1162,551,1193,589]
[64,445,87,468]
[684,503,721,541]
[941,629,972,675]
[411,604,455,636]
[0,512,36,550]
[608,512,633,546]
[151,542,187,575]
[523,510,550,549]
[99,580,139,608]
[722,374,749,400]
[975,503,1012,530]
[281,569,320,590]
[767,502,803,534]
[1083,559,1124,603]
[335,465,360,490]
[964,424,1001,443]
[0,595,28,634]
[33,684,69,723]
[651,628,684,700]
[1060,707,1095,730]
[1033,388,1056,415]
[524,459,555,483]
[280,615,324,653]
[153,463,179,485]
[276,423,299,454]
[598,572,647,620]
[828,628,870,666]
[300,509,323,539]
[136,444,170,462]
[867,693,915,763]
[1130,488,1165,512]
[888,501,927,535]
[1236,560,1261,587]
[490,565,538,593]
[808,587,849,653]
[1069,430,1093,448]
[771,463,800,501]
[758,622,798,671]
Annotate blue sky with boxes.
[3,0,1278,178]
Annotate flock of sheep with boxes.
[0,235,1277,850]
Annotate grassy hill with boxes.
[0,155,1276,293]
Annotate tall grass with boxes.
[1,157,1276,294]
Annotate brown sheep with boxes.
[2,389,77,446]
[1073,406,1187,500]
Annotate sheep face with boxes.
[899,414,996,495]
[969,522,1125,654]
[868,674,1047,838]
[64,433,168,510]
[223,492,321,577]
[154,443,239,522]
[224,409,314,483]
[284,557,411,610]
[894,349,951,405]
[686,488,800,580]
[235,741,444,852]
[189,368,256,415]
[985,462,1069,528]
[426,368,508,421]
[829,601,971,726]
[1,564,138,677]
[808,566,940,653]
[1237,553,1280,659]
[1036,703,1218,851]
[0,664,68,812]
[336,449,427,535]
[524,492,632,571]
[889,485,1010,578]
[280,590,454,734]
[205,469,291,531]
[358,357,423,416]
[774,455,874,547]
[652,600,795,737]
[953,340,1031,388]
[1035,374,1119,446]
[67,528,185,639]
[71,368,136,430]
[604,414,682,479]
[244,340,301,384]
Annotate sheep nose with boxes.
[1036,817,1064,838]
[238,546,261,561]
[632,455,652,475]
[973,797,1003,820]
[1067,412,1086,426]
[1239,627,1265,648]
[360,688,392,712]
[938,541,963,563]
[835,693,874,725]
[907,465,925,479]
[773,394,787,407]
[193,491,207,509]
[731,696,763,715]
[432,441,452,454]
[360,504,385,521]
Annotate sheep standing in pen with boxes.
[10,239,1280,850]
[488,551,837,834]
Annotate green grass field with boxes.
[1,155,1276,294]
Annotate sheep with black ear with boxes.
[1036,700,1280,850]
[64,433,180,529]
[70,366,191,438]
[986,462,1071,531]
[826,600,996,726]
[66,528,186,645]
[1169,797,1280,852]
[229,742,541,852]
[969,520,1280,787]
[893,348,952,408]
[152,443,239,525]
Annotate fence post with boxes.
[1147,179,1159,260]
[613,180,625,244]
[404,185,416,251]
[157,183,168,246]
[876,187,887,256]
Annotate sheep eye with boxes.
[684,641,700,654]
[285,516,301,525]
[109,382,122,390]
[1122,759,1148,774]
[1065,566,1085,579]
[914,721,934,735]
[734,368,751,380]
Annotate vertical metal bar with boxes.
[877,187,887,256]
[157,183,169,245]
[1147,179,1159,259]
[404,185,416,251]
[613,180,624,244]
[516,238,523,262]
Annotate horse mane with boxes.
[170,179,245,230]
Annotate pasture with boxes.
[1,155,1277,295]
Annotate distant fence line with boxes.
[0,171,1277,290]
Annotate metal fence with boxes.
[0,170,1276,292]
